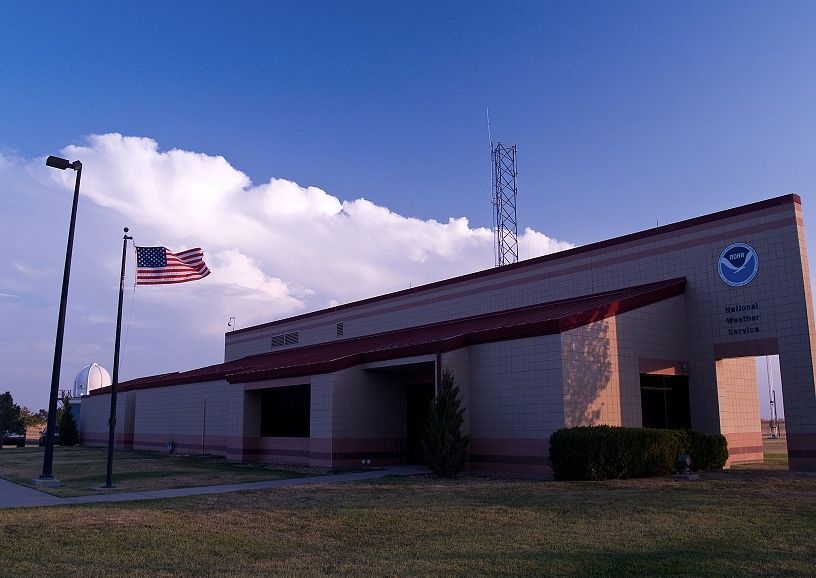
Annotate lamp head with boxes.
[46,155,81,171]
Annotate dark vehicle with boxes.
[2,430,26,448]
[38,427,60,446]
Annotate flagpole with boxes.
[105,227,132,488]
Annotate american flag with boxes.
[135,246,211,285]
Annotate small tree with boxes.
[58,396,79,446]
[421,369,471,477]
[0,391,25,447]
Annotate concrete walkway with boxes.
[0,477,62,508]
[0,465,430,510]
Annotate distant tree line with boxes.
[0,390,78,446]
[22,406,49,427]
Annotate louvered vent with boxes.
[336,322,344,336]
[271,332,299,348]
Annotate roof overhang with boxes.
[92,277,686,395]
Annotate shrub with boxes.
[58,397,79,446]
[680,430,728,471]
[549,426,728,481]
[421,369,471,477]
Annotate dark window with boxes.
[336,322,344,336]
[640,374,691,429]
[260,384,310,437]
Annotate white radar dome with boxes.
[73,362,112,397]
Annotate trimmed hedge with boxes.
[548,426,729,481]
[681,429,729,471]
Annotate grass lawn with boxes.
[0,440,814,575]
[0,446,310,497]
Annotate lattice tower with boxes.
[492,142,519,266]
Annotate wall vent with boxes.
[336,322,344,336]
[271,332,299,348]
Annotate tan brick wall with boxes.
[132,381,232,455]
[713,356,763,470]
[79,394,113,446]
[330,366,406,439]
[562,318,620,428]
[467,335,563,439]
[716,357,761,435]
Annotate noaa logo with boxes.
[718,242,758,287]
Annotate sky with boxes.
[2,1,815,418]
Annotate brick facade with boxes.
[80,195,816,473]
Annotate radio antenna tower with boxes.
[491,140,519,267]
[766,356,780,439]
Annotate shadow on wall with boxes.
[562,320,613,427]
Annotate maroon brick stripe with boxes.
[728,446,764,456]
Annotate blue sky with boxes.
[1,1,812,415]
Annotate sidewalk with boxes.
[0,465,430,510]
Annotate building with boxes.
[69,362,112,427]
[80,194,816,475]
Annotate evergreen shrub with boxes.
[421,369,471,477]
[58,397,79,446]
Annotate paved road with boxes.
[0,465,430,509]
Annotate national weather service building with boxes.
[80,195,816,474]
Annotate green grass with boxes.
[0,440,814,575]
[731,437,790,470]
[0,446,311,497]
[0,468,814,576]
[763,437,790,466]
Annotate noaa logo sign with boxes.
[718,242,758,287]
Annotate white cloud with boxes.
[518,227,574,259]
[12,261,54,280]
[1,135,574,409]
[82,314,111,324]
[52,133,573,317]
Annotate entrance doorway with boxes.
[362,357,436,465]
[406,383,434,464]
[640,374,691,429]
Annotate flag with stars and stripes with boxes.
[135,246,211,285]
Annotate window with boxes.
[640,374,691,429]
[336,322,344,336]
[260,384,310,437]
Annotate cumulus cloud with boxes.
[1,135,573,407]
[53,133,573,318]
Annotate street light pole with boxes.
[40,155,82,482]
